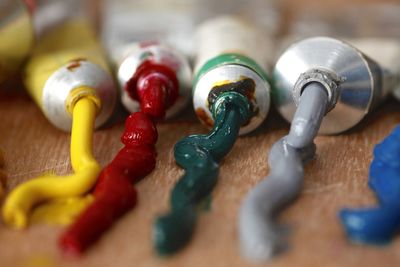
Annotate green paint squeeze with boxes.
[154,91,252,255]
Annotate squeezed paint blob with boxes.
[340,125,400,244]
[239,82,328,261]
[154,91,252,255]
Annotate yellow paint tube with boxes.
[2,19,117,228]
[0,0,90,83]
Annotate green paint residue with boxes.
[198,194,212,212]
[154,92,252,255]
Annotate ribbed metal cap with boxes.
[273,37,384,135]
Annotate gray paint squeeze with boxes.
[239,82,328,262]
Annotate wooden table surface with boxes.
[1,1,400,266]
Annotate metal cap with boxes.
[42,60,117,131]
[273,36,382,135]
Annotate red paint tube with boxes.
[59,43,189,256]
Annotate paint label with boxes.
[193,53,269,88]
[24,19,110,108]
[117,42,185,75]
[0,1,33,82]
[102,0,196,59]
[194,16,272,73]
[31,0,82,38]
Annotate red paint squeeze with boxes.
[125,60,179,120]
[59,112,157,256]
[59,59,180,256]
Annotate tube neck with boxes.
[125,60,179,120]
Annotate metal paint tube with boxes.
[345,38,400,101]
[153,16,271,254]
[239,36,397,261]
[0,0,85,83]
[155,91,252,255]
[115,42,192,118]
[273,36,394,135]
[193,15,271,135]
[284,3,400,103]
[2,19,117,228]
[24,19,116,131]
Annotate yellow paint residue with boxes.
[17,254,55,267]
[31,195,94,226]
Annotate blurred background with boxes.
[1,0,399,84]
[99,0,400,60]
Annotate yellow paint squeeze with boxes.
[30,194,94,226]
[3,96,100,228]
[1,19,114,228]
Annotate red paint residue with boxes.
[67,58,87,71]
[139,41,160,48]
[59,112,157,256]
[125,60,179,120]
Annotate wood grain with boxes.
[1,1,400,266]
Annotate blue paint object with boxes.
[339,125,400,244]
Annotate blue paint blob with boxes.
[340,125,400,244]
[340,205,400,245]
